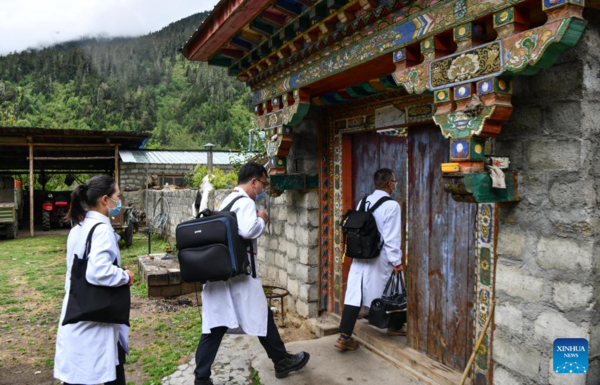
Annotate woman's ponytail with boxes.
[66,184,89,224]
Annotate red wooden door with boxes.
[407,126,476,371]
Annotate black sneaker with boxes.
[274,351,310,379]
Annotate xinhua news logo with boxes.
[553,338,588,374]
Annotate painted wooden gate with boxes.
[344,127,476,371]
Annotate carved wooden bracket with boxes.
[254,88,310,175]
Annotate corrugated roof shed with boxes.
[119,150,246,165]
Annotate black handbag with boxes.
[368,272,407,329]
[62,223,131,326]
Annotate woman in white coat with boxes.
[54,175,134,385]
[335,168,404,351]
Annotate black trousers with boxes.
[339,304,406,337]
[65,343,126,385]
[194,308,287,380]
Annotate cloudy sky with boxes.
[0,0,220,55]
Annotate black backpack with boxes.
[176,196,256,283]
[340,195,393,260]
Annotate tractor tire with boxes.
[5,222,18,239]
[124,222,134,248]
[42,211,51,231]
[57,207,67,228]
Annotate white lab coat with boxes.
[344,190,403,308]
[54,211,130,385]
[201,189,269,336]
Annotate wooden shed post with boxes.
[115,145,120,186]
[29,143,34,237]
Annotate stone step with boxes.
[323,312,470,385]
[306,316,339,338]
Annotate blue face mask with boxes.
[255,188,266,202]
[108,198,122,217]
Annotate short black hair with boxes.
[238,162,268,185]
[374,168,395,189]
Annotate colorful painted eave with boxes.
[252,0,533,104]
[181,0,272,61]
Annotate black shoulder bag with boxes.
[62,223,131,326]
[368,272,407,329]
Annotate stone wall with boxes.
[256,191,320,319]
[492,11,599,385]
[120,163,195,191]
[120,162,234,191]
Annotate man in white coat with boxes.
[335,168,405,351]
[194,162,310,385]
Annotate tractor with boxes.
[0,177,24,239]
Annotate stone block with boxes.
[307,227,319,247]
[167,268,181,285]
[495,302,525,334]
[278,269,288,286]
[269,238,279,251]
[181,282,201,295]
[534,310,590,345]
[308,284,319,302]
[308,209,320,228]
[493,365,525,385]
[296,300,319,318]
[295,226,309,246]
[497,227,526,260]
[550,180,597,209]
[493,332,541,379]
[496,262,544,302]
[298,247,310,265]
[276,207,288,221]
[287,278,299,298]
[275,254,286,269]
[536,237,593,271]
[287,211,297,225]
[296,192,319,210]
[284,224,295,241]
[526,141,581,171]
[148,284,182,297]
[296,226,319,247]
[147,268,170,286]
[298,284,310,302]
[295,264,318,284]
[553,282,594,311]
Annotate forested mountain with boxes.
[0,12,254,150]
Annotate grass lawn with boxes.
[0,232,203,385]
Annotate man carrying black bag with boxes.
[194,162,310,385]
[335,168,406,351]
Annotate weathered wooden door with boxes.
[407,126,476,371]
